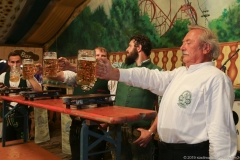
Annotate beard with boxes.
[125,48,138,65]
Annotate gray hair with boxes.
[188,25,220,61]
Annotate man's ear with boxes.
[136,44,142,52]
[202,43,211,55]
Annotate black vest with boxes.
[4,71,27,88]
[73,79,109,95]
[4,71,28,110]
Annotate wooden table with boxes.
[1,95,157,160]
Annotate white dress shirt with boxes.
[119,62,237,159]
[62,70,77,85]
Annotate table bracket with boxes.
[2,101,28,147]
[80,120,121,160]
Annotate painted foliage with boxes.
[49,0,240,57]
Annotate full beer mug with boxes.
[22,59,35,79]
[10,65,21,82]
[76,50,96,91]
[43,52,58,77]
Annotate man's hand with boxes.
[58,57,77,72]
[133,128,152,147]
[95,57,120,80]
[0,82,7,89]
[34,63,43,75]
[58,57,71,71]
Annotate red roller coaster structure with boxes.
[139,0,197,36]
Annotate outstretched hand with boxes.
[58,57,71,71]
[133,128,152,147]
[95,57,119,80]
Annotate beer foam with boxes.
[78,57,95,61]
[44,56,57,59]
[23,61,33,64]
[44,52,57,59]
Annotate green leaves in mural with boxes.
[159,20,190,48]
[209,1,240,42]
[50,0,190,57]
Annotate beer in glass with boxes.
[76,50,96,91]
[43,52,58,77]
[22,59,35,79]
[10,65,20,82]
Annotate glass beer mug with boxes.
[10,65,21,82]
[43,52,58,77]
[76,50,97,91]
[22,59,35,79]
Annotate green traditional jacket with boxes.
[73,78,109,95]
[115,59,162,127]
[71,78,109,120]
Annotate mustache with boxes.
[182,51,189,55]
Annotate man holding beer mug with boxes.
[45,47,109,160]
[57,39,162,159]
[0,51,42,141]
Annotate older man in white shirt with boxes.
[95,25,237,160]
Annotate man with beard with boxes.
[109,35,162,160]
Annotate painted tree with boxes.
[159,20,190,48]
[209,0,240,42]
[50,0,193,56]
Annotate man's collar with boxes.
[186,62,214,72]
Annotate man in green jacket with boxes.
[109,35,162,160]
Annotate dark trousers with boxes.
[69,119,106,160]
[109,124,155,160]
[6,118,24,141]
[158,141,209,160]
[6,106,29,141]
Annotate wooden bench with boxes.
[0,140,61,160]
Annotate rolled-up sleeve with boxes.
[63,71,77,85]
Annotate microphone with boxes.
[220,48,240,72]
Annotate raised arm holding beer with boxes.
[45,47,109,160]
[95,25,237,159]
[0,52,42,91]
[0,51,42,141]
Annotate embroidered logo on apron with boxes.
[178,90,191,108]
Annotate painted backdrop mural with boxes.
[49,0,240,57]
